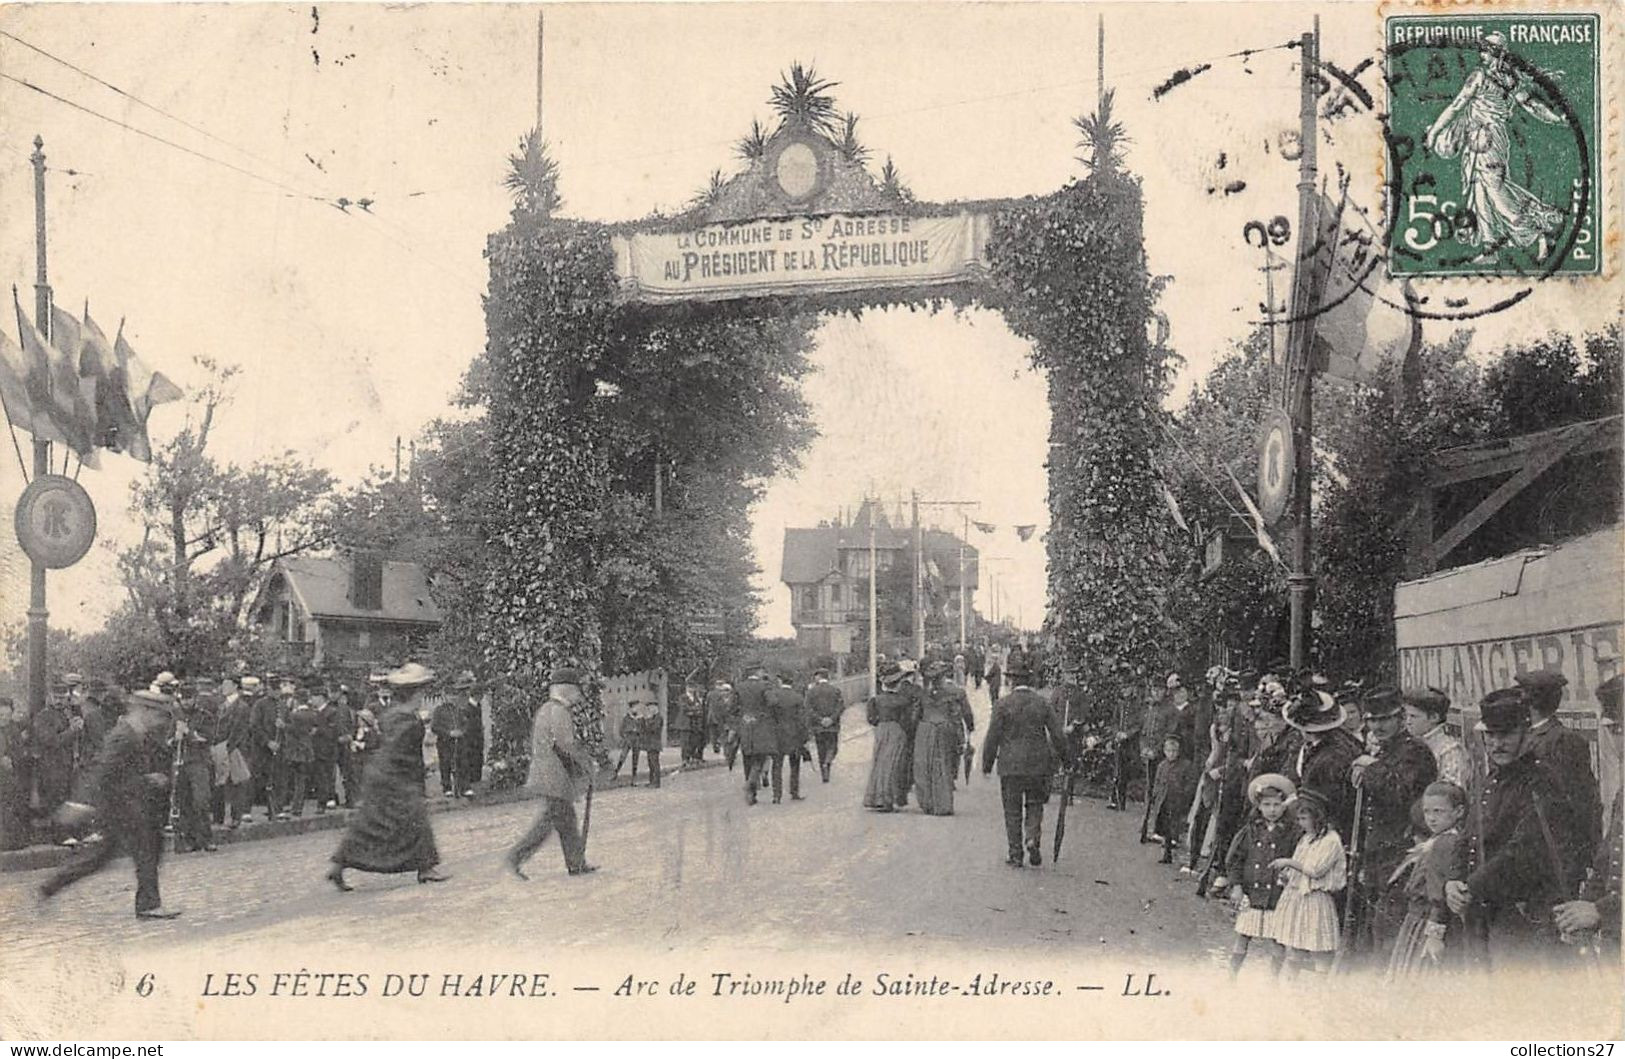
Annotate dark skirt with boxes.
[332,760,440,873]
[913,720,958,816]
[864,722,908,809]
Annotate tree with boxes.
[768,63,840,135]
[120,358,333,676]
[503,127,562,223]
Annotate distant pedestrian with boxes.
[173,680,218,853]
[769,669,808,802]
[913,658,968,816]
[981,654,1066,867]
[736,664,777,805]
[1148,735,1198,864]
[705,678,740,771]
[213,680,254,829]
[617,698,663,788]
[677,680,707,769]
[327,664,449,891]
[804,668,844,783]
[507,667,598,878]
[450,671,485,797]
[985,657,1002,705]
[863,663,912,813]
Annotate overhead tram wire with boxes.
[0,29,308,186]
[0,73,328,204]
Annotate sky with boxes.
[0,2,1615,641]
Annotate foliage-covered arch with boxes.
[473,72,1173,776]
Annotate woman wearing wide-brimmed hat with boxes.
[327,663,450,890]
[863,663,913,812]
[1283,688,1363,842]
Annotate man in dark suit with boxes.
[769,669,808,802]
[981,656,1067,868]
[804,669,845,783]
[281,682,317,819]
[245,677,280,820]
[1350,685,1437,959]
[1448,687,1586,968]
[736,665,776,805]
[706,678,740,770]
[310,682,345,813]
[1516,668,1601,868]
[173,680,219,853]
[32,683,78,844]
[39,688,182,919]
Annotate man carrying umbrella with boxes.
[507,667,599,878]
[981,653,1068,868]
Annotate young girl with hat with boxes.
[1213,773,1301,977]
[1269,786,1347,975]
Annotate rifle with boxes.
[165,713,186,851]
[1052,693,1076,864]
[1332,780,1366,973]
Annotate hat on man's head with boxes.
[1514,669,1567,713]
[239,676,263,693]
[1284,690,1345,733]
[1247,772,1296,807]
[153,671,178,689]
[1596,674,1621,725]
[131,687,171,706]
[1403,687,1451,718]
[1475,687,1531,733]
[452,670,479,692]
[1360,685,1403,720]
[1166,673,1183,690]
[386,662,437,689]
[548,666,586,688]
[63,673,84,687]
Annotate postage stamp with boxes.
[1384,12,1602,278]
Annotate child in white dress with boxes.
[1269,786,1346,976]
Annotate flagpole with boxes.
[27,135,52,719]
[868,497,877,699]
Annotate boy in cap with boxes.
[617,697,664,788]
[1446,687,1586,968]
[1213,773,1300,977]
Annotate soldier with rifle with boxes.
[172,678,219,853]
[1446,687,1587,969]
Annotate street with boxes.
[0,685,1231,960]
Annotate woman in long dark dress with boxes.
[327,663,450,890]
[863,664,911,812]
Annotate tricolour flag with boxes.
[1307,190,1422,386]
[13,291,97,463]
[79,305,146,458]
[113,323,182,461]
[0,326,48,438]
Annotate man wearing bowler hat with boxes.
[981,651,1067,867]
[508,667,598,878]
[1349,685,1437,959]
[1516,668,1601,868]
[1447,686,1586,967]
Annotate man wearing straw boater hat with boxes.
[1445,686,1586,967]
[38,685,183,919]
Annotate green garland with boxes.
[476,163,1163,781]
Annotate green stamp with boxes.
[1385,13,1602,277]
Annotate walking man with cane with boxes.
[507,667,599,878]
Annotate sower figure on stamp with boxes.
[1348,686,1437,963]
[804,667,844,784]
[1446,687,1586,970]
[507,667,599,878]
[981,653,1067,868]
[38,688,182,919]
[327,663,450,891]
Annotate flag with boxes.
[1015,524,1037,542]
[49,303,102,451]
[79,305,146,458]
[1159,482,1189,533]
[0,326,44,436]
[13,291,96,461]
[113,323,183,462]
[972,520,996,534]
[1307,191,1421,385]
[1224,465,1281,566]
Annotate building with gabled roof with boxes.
[253,554,441,671]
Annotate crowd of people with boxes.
[1109,662,1621,977]
[698,664,855,804]
[0,666,487,854]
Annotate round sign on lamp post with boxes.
[1256,409,1294,526]
[14,474,97,569]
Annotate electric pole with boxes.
[1285,20,1322,672]
[868,498,878,698]
[26,136,51,717]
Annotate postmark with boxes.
[1384,12,1602,279]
